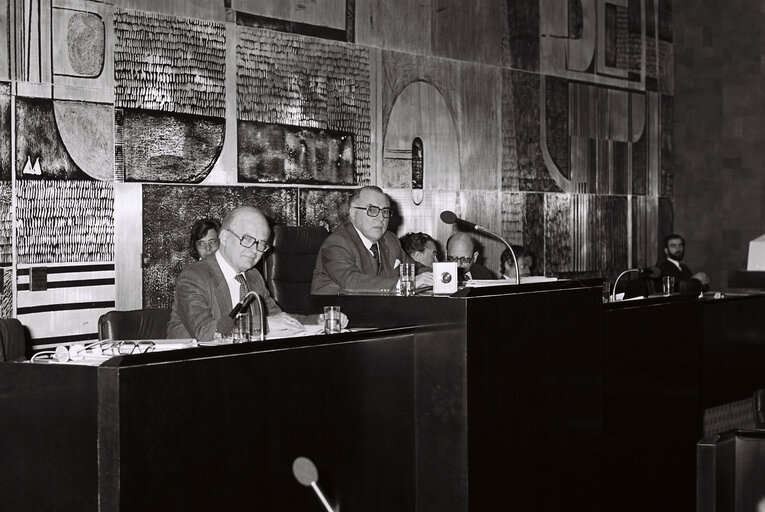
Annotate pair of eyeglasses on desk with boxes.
[31,340,156,363]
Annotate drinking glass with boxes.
[399,263,416,296]
[233,312,251,343]
[662,275,675,296]
[323,306,342,334]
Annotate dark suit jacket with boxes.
[464,262,496,280]
[311,221,411,295]
[657,259,707,293]
[167,254,282,341]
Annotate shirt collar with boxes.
[215,250,239,281]
[352,224,378,252]
[666,257,682,270]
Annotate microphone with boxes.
[228,291,266,341]
[611,266,661,301]
[440,210,520,284]
[440,210,481,231]
[636,266,661,279]
[228,290,259,318]
[292,456,334,512]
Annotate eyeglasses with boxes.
[447,255,473,265]
[351,205,393,219]
[224,228,271,252]
[195,239,220,249]
[113,340,156,355]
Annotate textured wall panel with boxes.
[117,108,224,183]
[114,10,226,117]
[238,121,355,185]
[504,0,539,71]
[16,180,114,263]
[0,267,11,318]
[298,189,353,230]
[507,70,561,192]
[16,263,116,346]
[142,185,297,309]
[544,193,572,274]
[0,181,11,264]
[237,27,371,184]
[0,83,10,180]
[15,97,92,180]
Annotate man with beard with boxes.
[657,233,710,293]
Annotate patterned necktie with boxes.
[370,243,380,275]
[234,274,249,302]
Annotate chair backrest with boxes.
[0,318,27,361]
[264,224,329,315]
[98,308,171,341]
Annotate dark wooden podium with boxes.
[0,279,604,512]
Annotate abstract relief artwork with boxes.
[501,0,673,276]
[16,181,114,264]
[142,185,298,308]
[298,189,354,230]
[237,27,370,185]
[114,10,226,182]
[230,0,352,42]
[15,97,92,180]
[238,122,355,185]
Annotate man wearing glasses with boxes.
[168,206,323,341]
[312,186,433,294]
[446,231,496,281]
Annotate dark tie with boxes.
[370,243,380,275]
[235,274,249,302]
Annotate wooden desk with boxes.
[603,292,765,512]
[0,279,604,512]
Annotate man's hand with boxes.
[416,271,433,288]
[693,271,710,286]
[268,312,306,333]
[317,311,350,330]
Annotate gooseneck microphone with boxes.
[440,210,520,284]
[228,291,265,341]
[611,266,661,301]
[292,456,334,512]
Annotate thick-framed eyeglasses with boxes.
[446,255,473,265]
[195,239,220,250]
[351,205,393,218]
[224,228,270,252]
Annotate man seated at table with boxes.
[446,232,496,281]
[168,206,344,341]
[658,233,710,294]
[311,186,433,294]
[400,231,439,273]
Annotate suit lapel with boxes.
[206,255,233,313]
[346,222,376,274]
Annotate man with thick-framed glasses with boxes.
[312,186,433,294]
[445,231,496,281]
[168,206,345,341]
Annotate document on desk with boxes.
[464,276,558,287]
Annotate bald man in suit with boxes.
[168,206,340,341]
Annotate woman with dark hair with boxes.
[189,218,221,260]
[500,245,536,280]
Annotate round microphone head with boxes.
[648,266,661,279]
[292,456,318,486]
[440,210,457,224]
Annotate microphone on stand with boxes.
[292,456,334,512]
[611,266,661,301]
[227,291,265,341]
[440,210,520,285]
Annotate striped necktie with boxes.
[234,274,249,302]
